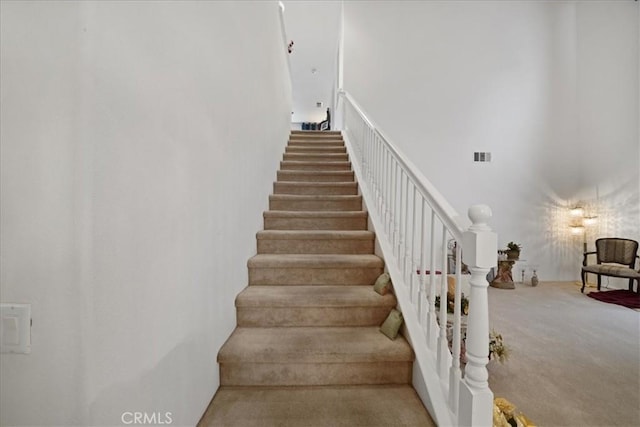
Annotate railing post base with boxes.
[458,382,493,427]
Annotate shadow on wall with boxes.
[530,175,640,280]
[591,178,640,242]
[89,338,212,426]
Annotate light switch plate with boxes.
[1,303,31,354]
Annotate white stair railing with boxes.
[339,91,497,427]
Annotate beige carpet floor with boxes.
[488,281,640,427]
[198,385,435,427]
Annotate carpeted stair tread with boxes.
[285,146,346,153]
[198,385,435,427]
[288,140,345,146]
[269,194,360,201]
[268,194,362,211]
[218,326,413,364]
[269,194,361,203]
[273,181,358,196]
[235,285,397,326]
[257,230,374,254]
[248,254,383,269]
[280,160,351,171]
[264,210,367,219]
[236,285,396,308]
[263,210,367,230]
[277,170,355,182]
[257,230,374,241]
[291,130,342,135]
[283,153,349,161]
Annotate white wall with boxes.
[284,0,341,124]
[0,1,292,426]
[343,0,639,281]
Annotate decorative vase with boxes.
[531,270,538,287]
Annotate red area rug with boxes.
[588,289,640,309]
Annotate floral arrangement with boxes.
[493,397,536,427]
[506,242,522,252]
[489,329,510,364]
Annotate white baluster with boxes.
[393,163,400,258]
[402,174,410,283]
[410,185,417,304]
[449,243,462,412]
[396,163,402,258]
[390,157,397,244]
[458,205,496,427]
[428,212,437,350]
[437,224,449,378]
[382,147,391,234]
[419,198,428,333]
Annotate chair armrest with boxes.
[583,251,597,266]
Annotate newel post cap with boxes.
[468,204,492,231]
[462,204,497,268]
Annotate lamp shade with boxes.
[570,225,585,235]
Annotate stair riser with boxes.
[285,146,346,154]
[264,217,367,230]
[280,162,351,171]
[257,238,373,254]
[290,134,342,140]
[289,137,342,142]
[274,183,358,195]
[277,171,354,182]
[288,141,344,147]
[220,362,412,386]
[283,154,349,162]
[269,199,362,211]
[248,266,382,285]
[237,307,392,327]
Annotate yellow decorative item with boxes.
[493,404,510,427]
[494,397,516,419]
[493,397,535,427]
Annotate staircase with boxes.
[199,131,435,426]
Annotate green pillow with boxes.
[380,309,403,340]
[373,273,391,295]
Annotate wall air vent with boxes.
[473,152,492,162]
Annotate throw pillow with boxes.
[380,309,403,340]
[373,272,391,295]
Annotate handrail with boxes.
[340,91,468,238]
[338,90,497,427]
[277,2,291,78]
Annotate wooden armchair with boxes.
[581,238,640,293]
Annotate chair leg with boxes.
[581,271,587,293]
[597,275,602,291]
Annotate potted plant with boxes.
[506,242,521,260]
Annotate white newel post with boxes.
[458,205,497,427]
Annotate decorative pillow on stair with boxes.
[373,273,392,295]
[380,309,403,340]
